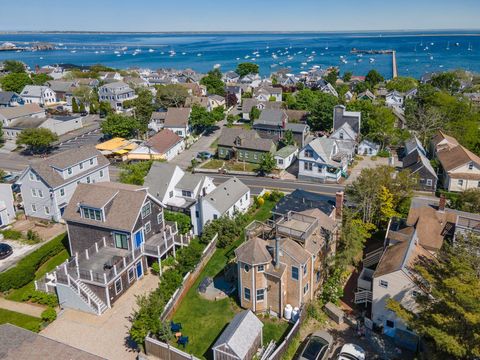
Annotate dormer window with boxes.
[339,132,344,140]
[305,149,313,158]
[90,158,94,165]
[82,207,102,221]
[79,162,84,170]
[468,162,474,170]
[67,167,72,175]
[141,201,152,219]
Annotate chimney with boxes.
[439,194,446,212]
[335,191,344,218]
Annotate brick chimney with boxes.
[335,191,344,218]
[438,194,446,212]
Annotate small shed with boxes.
[212,310,263,360]
[274,145,298,170]
[358,140,380,156]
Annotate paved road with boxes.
[207,173,344,195]
[170,122,225,169]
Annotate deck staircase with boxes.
[354,247,384,305]
[354,290,373,304]
[67,274,108,315]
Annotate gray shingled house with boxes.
[212,310,263,360]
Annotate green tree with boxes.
[16,128,58,153]
[79,102,86,113]
[249,106,261,121]
[127,88,154,132]
[366,105,404,148]
[0,169,6,182]
[387,233,480,359]
[308,92,338,131]
[386,76,418,92]
[189,104,217,132]
[129,291,165,349]
[99,101,113,116]
[0,73,33,93]
[119,161,153,185]
[258,152,276,174]
[235,63,259,77]
[31,73,53,85]
[378,186,397,224]
[200,69,225,96]
[72,85,94,106]
[101,114,139,138]
[365,69,384,87]
[342,71,352,82]
[324,69,338,86]
[430,72,461,93]
[453,189,480,213]
[3,60,25,73]
[155,84,189,108]
[281,129,295,146]
[71,98,79,113]
[164,210,192,235]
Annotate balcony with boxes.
[357,267,374,291]
[276,211,318,242]
[144,221,179,258]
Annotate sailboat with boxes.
[446,42,450,50]
[468,43,473,51]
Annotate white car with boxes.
[337,343,366,360]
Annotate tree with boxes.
[72,85,94,106]
[16,128,58,153]
[378,186,397,224]
[226,114,236,127]
[281,129,295,146]
[0,169,6,182]
[258,152,276,174]
[164,210,192,235]
[79,102,86,113]
[101,114,139,138]
[430,72,461,93]
[155,84,189,108]
[99,101,113,116]
[342,71,352,82]
[200,69,225,96]
[3,60,25,73]
[453,189,480,213]
[71,98,79,113]
[405,100,445,146]
[128,88,154,132]
[366,106,405,148]
[129,291,165,349]
[365,69,384,87]
[235,63,259,77]
[119,161,153,185]
[0,73,33,93]
[386,76,418,92]
[308,92,338,131]
[249,106,261,121]
[31,73,53,85]
[387,233,480,359]
[189,104,216,132]
[324,69,338,86]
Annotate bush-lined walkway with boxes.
[0,297,44,317]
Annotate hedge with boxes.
[0,233,68,292]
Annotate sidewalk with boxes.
[0,297,45,318]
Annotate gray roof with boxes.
[307,137,338,165]
[29,145,109,188]
[285,122,308,133]
[275,145,298,158]
[204,177,249,214]
[177,173,203,192]
[217,128,274,152]
[255,109,286,126]
[213,310,263,359]
[63,182,151,232]
[0,324,105,360]
[0,104,44,120]
[46,80,76,93]
[20,85,50,98]
[235,237,272,265]
[144,162,178,200]
[6,116,45,129]
[0,91,18,105]
[404,136,426,156]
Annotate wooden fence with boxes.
[161,233,218,320]
[145,335,201,360]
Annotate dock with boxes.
[350,48,398,79]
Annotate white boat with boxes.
[455,42,460,47]
[197,53,202,57]
[468,43,473,51]
[148,49,155,53]
[95,51,99,54]
[213,64,221,69]
[369,58,375,63]
[446,42,450,50]
[58,43,64,46]
[39,57,43,60]
[121,46,128,51]
[430,55,434,60]
[100,50,105,54]
[244,55,250,59]
[114,50,120,54]
[70,50,76,53]
[116,54,121,57]
[301,62,308,66]
[272,54,278,59]
[134,48,141,52]
[182,52,186,55]
[236,57,240,61]
[160,52,165,55]
[270,64,278,68]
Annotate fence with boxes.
[145,335,201,360]
[267,306,307,360]
[161,233,218,320]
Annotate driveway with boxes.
[41,273,159,360]
[170,121,225,169]
[345,155,400,185]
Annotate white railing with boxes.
[354,290,373,304]
[66,274,106,314]
[357,268,374,291]
[363,247,384,268]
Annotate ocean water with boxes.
[0,31,479,78]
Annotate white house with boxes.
[436,144,480,192]
[333,105,361,134]
[3,115,84,141]
[17,145,110,222]
[0,104,46,139]
[98,82,136,111]
[163,107,191,138]
[298,137,347,183]
[385,91,404,108]
[20,86,56,106]
[0,184,15,227]
[126,129,184,162]
[254,86,283,102]
[197,177,250,234]
[274,145,298,170]
[358,140,380,156]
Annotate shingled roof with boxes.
[235,237,272,265]
[217,128,274,152]
[437,144,480,172]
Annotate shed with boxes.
[212,310,263,360]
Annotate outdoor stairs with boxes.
[362,247,384,268]
[68,275,108,315]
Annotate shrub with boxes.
[21,289,58,307]
[164,210,192,235]
[41,307,57,323]
[0,233,67,292]
[26,230,42,244]
[1,229,23,240]
[267,190,284,202]
[256,197,265,206]
[377,149,390,158]
[151,262,160,275]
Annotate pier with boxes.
[350,48,398,79]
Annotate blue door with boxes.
[136,261,143,278]
[134,230,144,249]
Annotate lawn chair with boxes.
[177,335,189,348]
[170,321,182,332]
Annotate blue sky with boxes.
[2,0,479,32]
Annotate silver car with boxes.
[298,330,334,360]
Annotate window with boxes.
[114,233,128,249]
[339,132,344,140]
[67,167,72,175]
[458,179,464,186]
[426,179,433,186]
[258,265,265,272]
[213,214,218,220]
[254,154,258,160]
[157,213,163,224]
[244,153,249,159]
[90,158,94,165]
[182,190,192,197]
[169,191,174,198]
[468,162,474,170]
[386,320,395,328]
[303,282,309,294]
[29,173,35,181]
[114,279,123,295]
[478,181,480,188]
[245,194,248,200]
[79,162,84,170]
[244,287,251,301]
[292,266,299,280]
[83,207,102,221]
[60,188,65,196]
[239,152,243,158]
[305,149,313,158]
[31,204,37,212]
[256,289,265,302]
[31,189,37,197]
[316,270,321,283]
[412,290,421,298]
[144,221,151,234]
[86,176,91,184]
[128,267,135,283]
[244,264,250,272]
[38,189,43,198]
[304,162,313,171]
[278,158,284,165]
[141,202,152,218]
[220,149,224,155]
[100,170,104,178]
[379,280,389,288]
[303,264,307,277]
[44,206,50,215]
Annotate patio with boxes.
[77,246,130,274]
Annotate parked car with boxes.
[0,243,13,260]
[197,151,214,160]
[337,343,366,360]
[298,330,333,360]
[80,111,88,116]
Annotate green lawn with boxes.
[199,159,224,170]
[262,317,291,345]
[171,200,289,359]
[5,249,69,302]
[224,161,259,172]
[0,308,42,332]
